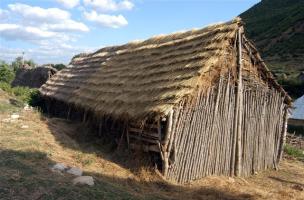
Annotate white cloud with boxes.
[84,10,127,28]
[0,24,57,41]
[0,45,96,64]
[83,0,134,12]
[56,0,80,9]
[0,1,135,64]
[6,3,89,32]
[0,9,9,20]
[8,3,70,23]
[43,19,89,32]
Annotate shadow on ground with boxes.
[23,116,258,200]
[268,176,304,187]
[0,149,255,200]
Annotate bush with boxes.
[53,64,66,71]
[0,64,15,83]
[0,82,41,106]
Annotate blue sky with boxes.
[0,0,260,64]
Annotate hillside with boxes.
[241,0,304,97]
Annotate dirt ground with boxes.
[0,91,304,200]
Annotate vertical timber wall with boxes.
[166,76,286,183]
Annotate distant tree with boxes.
[279,78,304,99]
[53,64,66,71]
[0,61,15,83]
[25,59,36,67]
[11,57,36,71]
[11,57,23,72]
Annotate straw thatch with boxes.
[41,18,289,119]
[40,18,290,120]
[12,66,57,88]
[40,19,225,118]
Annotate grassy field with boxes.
[1,90,304,200]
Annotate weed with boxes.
[284,144,304,160]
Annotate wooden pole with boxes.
[67,106,71,120]
[162,109,173,177]
[126,126,130,150]
[83,110,87,123]
[235,27,243,176]
[277,106,288,164]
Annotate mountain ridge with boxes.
[240,0,304,75]
[240,0,304,98]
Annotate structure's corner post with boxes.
[83,110,87,123]
[277,106,288,164]
[67,105,71,120]
[235,27,243,177]
[126,120,130,150]
[161,109,173,178]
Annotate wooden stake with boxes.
[162,109,173,177]
[67,106,71,120]
[277,106,288,164]
[235,27,243,176]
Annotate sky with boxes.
[0,0,260,65]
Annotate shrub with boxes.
[0,64,15,83]
[0,82,41,106]
[53,64,66,71]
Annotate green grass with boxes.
[0,102,20,113]
[284,144,304,161]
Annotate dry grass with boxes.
[0,91,303,200]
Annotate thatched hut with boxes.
[40,18,291,183]
[12,66,57,88]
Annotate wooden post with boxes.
[162,110,173,177]
[235,27,243,176]
[83,110,87,123]
[277,106,288,164]
[126,123,130,150]
[158,117,162,141]
[67,106,71,120]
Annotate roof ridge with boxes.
[71,18,242,62]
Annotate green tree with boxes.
[0,61,15,83]
[53,64,66,71]
[25,59,36,67]
[11,57,36,71]
[11,57,23,72]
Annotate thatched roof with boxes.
[40,18,289,119]
[12,66,57,88]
